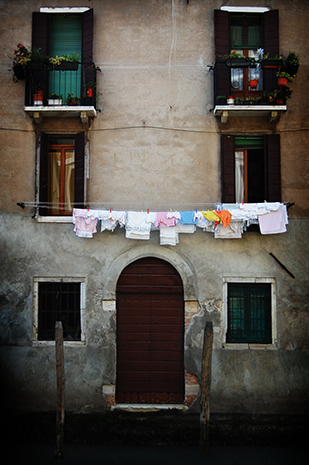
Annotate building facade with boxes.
[0,0,308,414]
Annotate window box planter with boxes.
[48,99,62,106]
[216,97,226,105]
[261,59,283,69]
[226,57,250,68]
[56,62,79,71]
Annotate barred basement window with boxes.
[34,280,85,341]
[227,283,271,344]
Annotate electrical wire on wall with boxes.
[168,0,181,110]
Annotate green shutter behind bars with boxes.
[49,15,82,101]
[227,283,271,343]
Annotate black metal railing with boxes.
[213,60,282,107]
[24,62,97,108]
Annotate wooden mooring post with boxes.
[55,321,65,460]
[200,320,213,453]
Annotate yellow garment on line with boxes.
[202,211,221,222]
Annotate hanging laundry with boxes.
[155,212,178,228]
[214,221,243,239]
[213,209,231,228]
[159,227,179,246]
[166,211,181,220]
[258,204,288,235]
[125,211,154,240]
[73,209,98,238]
[179,211,198,225]
[202,210,221,223]
[176,223,196,233]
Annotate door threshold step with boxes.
[111,403,187,412]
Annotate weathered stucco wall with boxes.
[0,0,309,414]
[1,0,309,214]
[0,213,308,413]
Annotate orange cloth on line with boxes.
[214,210,231,228]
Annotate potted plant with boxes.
[227,96,234,105]
[33,84,43,105]
[216,95,226,105]
[5,43,29,80]
[285,51,299,76]
[66,93,80,105]
[234,97,244,105]
[27,48,46,70]
[48,93,63,105]
[276,71,293,87]
[49,53,80,70]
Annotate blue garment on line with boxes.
[180,211,197,225]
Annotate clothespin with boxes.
[170,208,172,213]
[147,208,149,214]
[110,208,112,213]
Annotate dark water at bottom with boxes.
[11,443,306,465]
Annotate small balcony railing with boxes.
[24,62,97,109]
[213,59,287,122]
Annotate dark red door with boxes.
[116,257,184,404]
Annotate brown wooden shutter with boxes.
[32,12,50,54]
[221,134,235,203]
[75,132,86,208]
[263,10,279,93]
[39,132,49,216]
[82,9,93,63]
[263,10,279,57]
[266,134,281,202]
[214,10,230,101]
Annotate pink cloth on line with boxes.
[154,212,178,228]
[258,205,287,235]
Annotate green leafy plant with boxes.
[285,52,299,67]
[49,52,80,66]
[66,93,80,105]
[49,93,63,99]
[276,71,294,82]
[29,48,45,62]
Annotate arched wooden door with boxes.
[116,257,184,404]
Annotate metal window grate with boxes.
[38,282,81,341]
[227,283,271,343]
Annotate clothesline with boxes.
[72,202,289,243]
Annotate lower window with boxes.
[223,278,276,346]
[33,278,85,343]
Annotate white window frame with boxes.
[33,277,86,346]
[222,277,277,349]
[221,6,270,13]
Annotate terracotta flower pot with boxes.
[278,77,288,87]
[87,88,93,97]
[249,79,259,89]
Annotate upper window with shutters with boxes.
[24,9,97,124]
[36,132,86,219]
[213,8,287,122]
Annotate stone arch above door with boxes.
[102,245,198,301]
